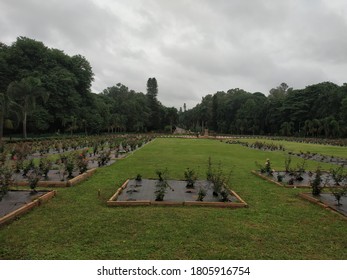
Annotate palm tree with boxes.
[7,77,48,138]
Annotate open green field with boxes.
[0,138,346,259]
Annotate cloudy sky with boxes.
[1,0,347,108]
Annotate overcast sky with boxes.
[1,0,347,108]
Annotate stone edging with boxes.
[0,190,56,226]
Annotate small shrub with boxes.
[330,166,346,186]
[155,168,168,182]
[23,159,35,177]
[311,167,323,196]
[135,174,142,181]
[154,180,169,201]
[97,150,111,167]
[220,190,230,202]
[76,152,88,174]
[209,160,231,197]
[0,164,13,201]
[330,187,347,206]
[206,156,213,180]
[197,187,207,201]
[27,168,42,194]
[39,158,52,178]
[284,155,292,172]
[184,168,197,189]
[277,174,284,182]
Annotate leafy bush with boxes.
[311,167,324,196]
[154,180,169,201]
[330,187,347,206]
[0,164,13,201]
[97,150,111,167]
[39,157,52,178]
[197,187,207,201]
[330,166,346,186]
[184,168,197,189]
[27,168,42,194]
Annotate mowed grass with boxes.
[236,137,347,159]
[0,138,347,260]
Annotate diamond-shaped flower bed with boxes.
[107,179,248,208]
[299,193,347,219]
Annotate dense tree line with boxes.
[179,82,347,137]
[0,37,177,139]
[1,37,347,139]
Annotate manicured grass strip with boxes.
[235,138,347,159]
[0,138,346,260]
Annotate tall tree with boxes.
[146,77,161,130]
[7,77,48,138]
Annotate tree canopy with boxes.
[178,82,347,137]
[1,36,347,138]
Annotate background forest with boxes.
[1,37,347,139]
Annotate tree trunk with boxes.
[23,111,27,139]
[0,113,3,140]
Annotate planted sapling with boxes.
[330,187,347,206]
[184,168,197,189]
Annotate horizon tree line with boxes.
[1,36,347,139]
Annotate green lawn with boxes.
[0,138,346,260]
[236,137,347,159]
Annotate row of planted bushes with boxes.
[229,135,347,147]
[0,134,154,200]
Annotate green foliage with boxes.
[330,187,347,206]
[155,168,168,182]
[0,163,13,201]
[97,150,111,167]
[197,187,207,201]
[154,180,169,201]
[1,138,347,260]
[178,81,347,137]
[207,159,231,198]
[27,167,41,193]
[330,166,346,186]
[184,168,196,188]
[39,157,52,178]
[311,167,324,196]
[284,155,292,172]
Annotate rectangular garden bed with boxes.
[0,190,56,226]
[251,170,345,188]
[12,168,97,188]
[107,179,248,208]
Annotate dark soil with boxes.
[306,193,347,217]
[291,152,347,166]
[0,190,49,218]
[116,179,240,203]
[266,171,347,187]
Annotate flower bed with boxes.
[252,170,347,188]
[299,193,347,219]
[0,190,56,226]
[107,179,248,208]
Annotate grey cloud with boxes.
[1,0,347,108]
